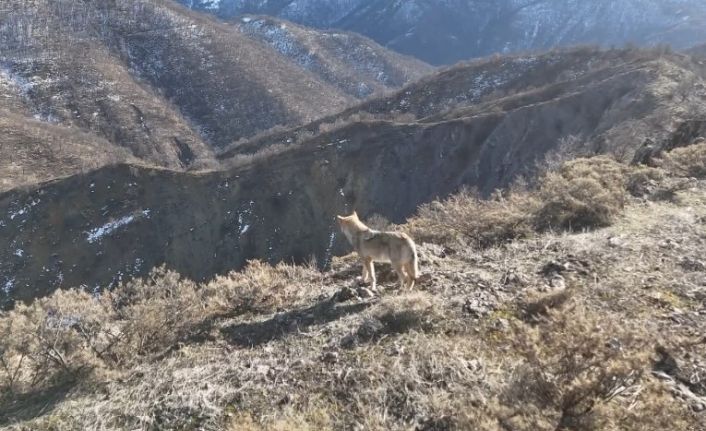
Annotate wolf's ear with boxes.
[353,210,358,217]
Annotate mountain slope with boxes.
[234,15,432,98]
[180,0,706,65]
[2,148,706,429]
[2,47,705,307]
[0,0,429,191]
[221,47,706,163]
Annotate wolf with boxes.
[336,211,419,290]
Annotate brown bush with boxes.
[0,289,111,395]
[110,267,207,361]
[407,156,660,249]
[660,141,706,178]
[0,261,322,398]
[204,260,321,314]
[407,187,539,248]
[535,157,628,231]
[625,166,665,197]
[500,307,651,430]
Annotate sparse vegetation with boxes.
[408,156,639,248]
[535,157,628,231]
[0,262,321,400]
[407,187,538,248]
[660,141,706,178]
[2,144,705,430]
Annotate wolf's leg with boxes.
[393,263,408,290]
[367,259,377,291]
[361,257,370,282]
[404,263,416,289]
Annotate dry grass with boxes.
[494,306,697,431]
[205,260,322,314]
[3,145,706,430]
[0,262,321,402]
[362,292,449,339]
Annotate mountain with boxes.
[2,46,705,307]
[0,0,429,191]
[221,46,706,164]
[179,0,706,65]
[233,15,432,99]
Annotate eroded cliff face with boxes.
[0,119,493,306]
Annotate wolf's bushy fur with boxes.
[337,212,419,290]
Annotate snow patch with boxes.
[9,198,40,221]
[323,229,337,268]
[86,210,151,244]
[206,0,222,10]
[2,278,14,295]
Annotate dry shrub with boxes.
[110,267,207,360]
[660,141,706,178]
[535,157,628,231]
[0,262,322,399]
[0,289,112,396]
[624,165,665,197]
[407,156,665,249]
[495,305,692,431]
[332,335,486,429]
[204,260,321,314]
[365,213,394,231]
[407,188,539,248]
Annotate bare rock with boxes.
[549,274,566,290]
[321,351,339,364]
[336,286,358,302]
[357,287,375,299]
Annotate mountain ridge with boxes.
[179,0,706,65]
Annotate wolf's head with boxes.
[336,211,358,221]
[336,211,368,243]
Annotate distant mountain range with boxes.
[179,0,706,64]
